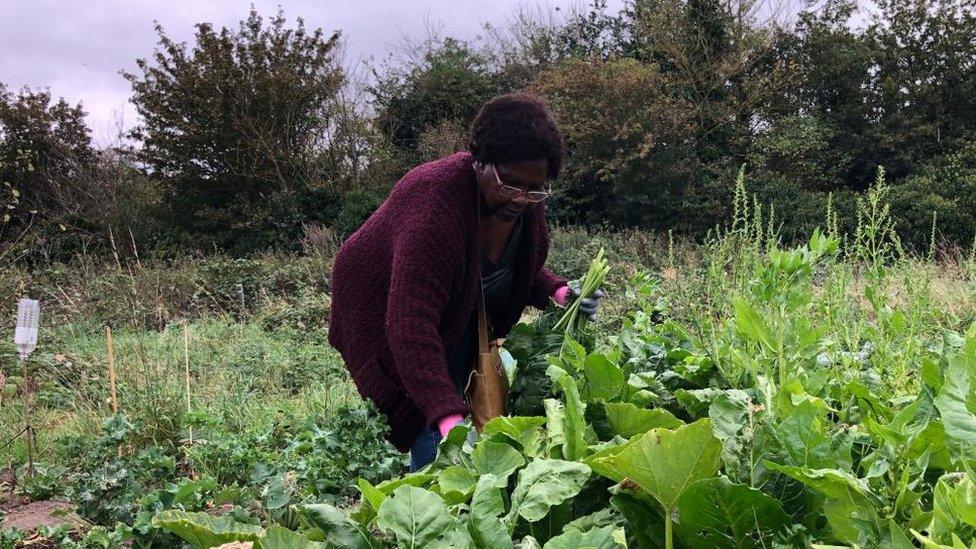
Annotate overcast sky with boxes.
[1,0,627,146]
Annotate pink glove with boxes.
[553,285,571,307]
[438,414,464,438]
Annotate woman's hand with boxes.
[438,414,465,438]
[554,285,606,321]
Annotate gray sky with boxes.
[1,0,625,147]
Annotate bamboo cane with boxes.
[183,323,192,445]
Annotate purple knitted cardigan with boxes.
[328,152,566,451]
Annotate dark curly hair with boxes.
[468,93,564,180]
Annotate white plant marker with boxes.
[14,298,40,478]
[15,299,39,360]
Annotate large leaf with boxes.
[376,486,454,548]
[584,435,646,484]
[548,366,587,461]
[707,391,752,467]
[733,298,771,350]
[433,423,476,469]
[259,526,327,549]
[543,525,620,549]
[472,440,527,488]
[299,504,380,549]
[506,459,592,528]
[675,388,728,419]
[584,354,626,401]
[675,477,790,548]
[151,510,263,548]
[930,473,976,542]
[468,474,514,549]
[596,419,722,512]
[357,478,387,513]
[764,463,884,545]
[934,354,976,464]
[438,466,479,504]
[604,402,682,438]
[771,401,853,470]
[376,473,435,495]
[483,416,547,457]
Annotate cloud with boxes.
[1,0,624,146]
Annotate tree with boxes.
[866,0,976,179]
[531,58,691,229]
[0,84,96,248]
[123,8,346,252]
[369,37,497,159]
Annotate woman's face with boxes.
[475,159,549,222]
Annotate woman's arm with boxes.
[385,207,471,428]
[527,266,568,310]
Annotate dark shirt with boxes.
[445,215,524,393]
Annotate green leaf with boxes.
[151,510,263,548]
[584,354,625,401]
[707,391,752,466]
[299,504,380,549]
[376,473,435,494]
[506,459,591,528]
[912,530,973,549]
[604,403,683,438]
[376,486,453,548]
[610,492,667,549]
[543,525,620,549]
[472,440,527,488]
[562,508,621,533]
[433,423,476,469]
[584,435,645,484]
[845,379,892,422]
[878,519,916,549]
[437,466,479,504]
[771,401,853,470]
[763,464,883,545]
[675,477,790,548]
[934,355,976,464]
[931,473,976,541]
[596,419,722,512]
[733,299,771,349]
[545,399,567,454]
[483,416,547,457]
[548,365,587,461]
[259,526,326,549]
[468,474,514,549]
[357,478,386,512]
[675,388,727,419]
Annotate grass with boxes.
[1,316,357,472]
[3,201,976,543]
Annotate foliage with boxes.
[122,8,348,253]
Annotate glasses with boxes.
[490,164,552,203]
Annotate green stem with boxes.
[665,512,673,549]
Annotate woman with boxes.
[328,93,603,471]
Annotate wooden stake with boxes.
[183,323,193,445]
[106,326,118,414]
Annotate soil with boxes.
[0,500,89,533]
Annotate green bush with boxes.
[890,143,976,251]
